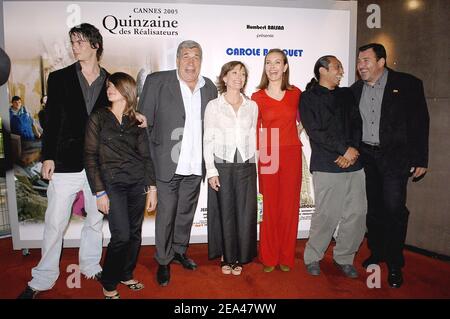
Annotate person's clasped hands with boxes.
[334,146,359,169]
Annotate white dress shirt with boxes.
[203,93,258,178]
[175,73,205,176]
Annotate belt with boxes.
[362,142,381,151]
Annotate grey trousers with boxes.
[155,174,202,265]
[304,169,367,265]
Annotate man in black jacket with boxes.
[18,23,108,299]
[0,47,10,86]
[351,43,429,288]
[301,55,366,279]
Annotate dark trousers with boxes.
[360,144,409,269]
[101,182,146,291]
[207,154,257,264]
[154,174,202,265]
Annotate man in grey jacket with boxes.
[138,40,217,286]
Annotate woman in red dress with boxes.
[251,49,302,272]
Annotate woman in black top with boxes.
[85,72,157,299]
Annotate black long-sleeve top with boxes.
[84,107,156,193]
[299,84,363,173]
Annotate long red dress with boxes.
[252,86,302,268]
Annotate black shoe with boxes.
[17,285,39,299]
[173,253,197,270]
[362,255,382,268]
[305,261,321,276]
[333,261,359,279]
[94,271,102,281]
[388,268,403,288]
[157,265,170,286]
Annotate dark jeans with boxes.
[360,144,409,269]
[101,182,146,291]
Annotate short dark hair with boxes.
[69,23,103,61]
[11,95,21,103]
[305,55,336,91]
[216,61,248,95]
[359,43,387,65]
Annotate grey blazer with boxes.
[138,69,218,182]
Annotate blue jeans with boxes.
[29,170,104,291]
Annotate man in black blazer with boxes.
[138,40,217,286]
[351,43,429,288]
[19,23,108,299]
[0,47,10,86]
